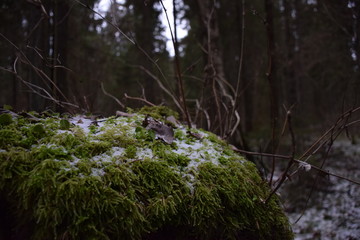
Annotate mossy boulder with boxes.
[0,108,293,240]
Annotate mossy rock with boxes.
[0,107,293,240]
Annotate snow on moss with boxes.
[0,108,293,240]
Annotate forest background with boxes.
[1,0,359,137]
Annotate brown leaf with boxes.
[143,116,174,144]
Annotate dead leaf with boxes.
[143,116,174,144]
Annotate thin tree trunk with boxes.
[283,0,297,106]
[133,0,157,102]
[196,0,231,136]
[53,0,70,111]
[264,0,280,185]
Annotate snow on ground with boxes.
[283,139,360,240]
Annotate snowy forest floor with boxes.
[279,139,360,240]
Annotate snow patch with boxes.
[69,116,94,134]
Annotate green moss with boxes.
[0,128,22,149]
[74,140,112,158]
[59,119,71,130]
[50,132,83,150]
[32,124,46,138]
[174,128,186,140]
[125,145,137,158]
[0,111,293,240]
[206,131,228,146]
[135,126,155,142]
[0,113,13,126]
[3,104,13,110]
[98,126,136,148]
[137,105,179,120]
[167,153,191,167]
[88,124,97,134]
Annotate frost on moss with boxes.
[0,109,293,240]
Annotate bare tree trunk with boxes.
[54,1,70,111]
[196,0,232,136]
[133,0,157,103]
[264,0,279,122]
[283,0,297,106]
[264,0,280,184]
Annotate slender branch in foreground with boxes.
[159,0,192,129]
[265,109,296,203]
[233,148,360,186]
[299,105,360,160]
[292,106,354,223]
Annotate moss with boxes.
[206,131,228,146]
[174,128,186,140]
[0,113,13,126]
[97,128,136,148]
[0,128,22,149]
[74,140,112,158]
[135,126,155,142]
[137,106,179,121]
[125,145,137,159]
[0,110,293,240]
[167,153,191,168]
[59,119,71,130]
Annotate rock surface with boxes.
[0,107,293,239]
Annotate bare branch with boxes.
[1,65,80,110]
[100,82,125,109]
[232,148,360,186]
[265,109,296,203]
[195,99,211,129]
[72,0,135,44]
[159,0,192,129]
[124,93,156,107]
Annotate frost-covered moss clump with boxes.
[0,108,293,240]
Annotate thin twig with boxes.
[0,33,71,104]
[232,148,360,186]
[265,109,295,203]
[299,106,360,160]
[127,64,183,112]
[72,0,135,44]
[124,93,155,107]
[1,65,80,110]
[75,0,180,111]
[293,105,354,223]
[228,0,245,137]
[159,0,192,129]
[196,99,211,129]
[100,82,125,108]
